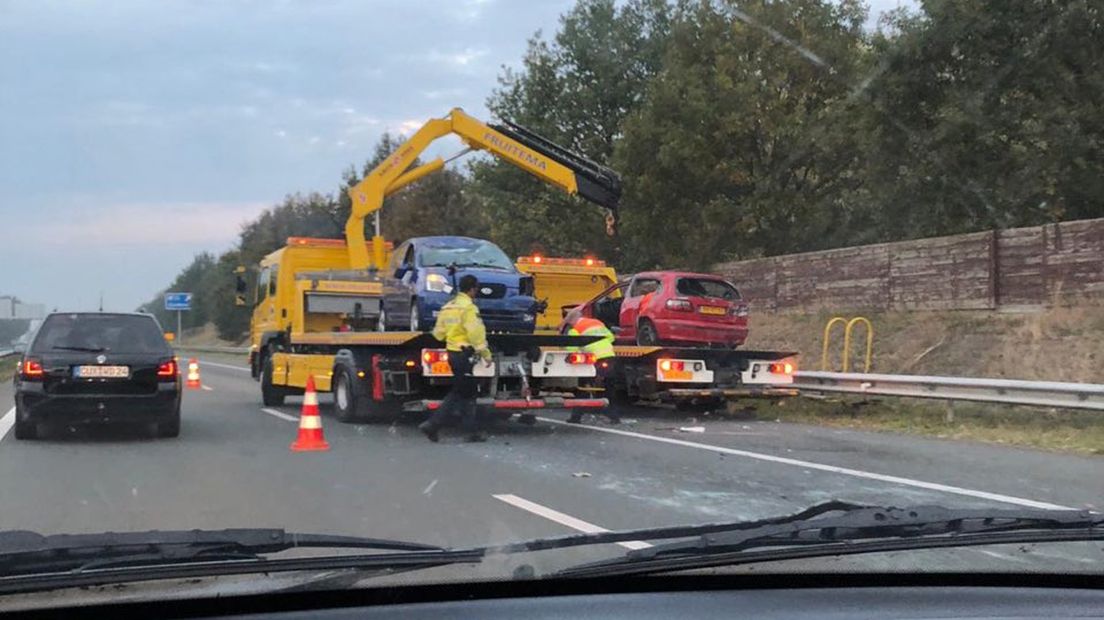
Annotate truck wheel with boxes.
[261,358,286,406]
[332,367,363,423]
[637,319,659,346]
[332,365,400,424]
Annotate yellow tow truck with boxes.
[246,108,621,422]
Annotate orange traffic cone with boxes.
[290,375,329,452]
[186,358,201,389]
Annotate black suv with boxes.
[13,312,181,439]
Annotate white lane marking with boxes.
[423,479,438,496]
[200,360,251,373]
[0,407,14,441]
[201,385,214,391]
[538,418,1071,511]
[261,408,298,422]
[494,493,653,550]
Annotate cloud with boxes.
[421,47,490,68]
[28,201,269,247]
[450,0,495,22]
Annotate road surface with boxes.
[1,358,1101,576]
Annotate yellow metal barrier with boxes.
[821,316,874,373]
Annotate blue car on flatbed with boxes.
[378,236,540,334]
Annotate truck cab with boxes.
[381,236,540,334]
[248,237,396,379]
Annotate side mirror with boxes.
[234,266,248,306]
[164,332,176,342]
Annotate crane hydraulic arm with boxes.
[344,108,622,270]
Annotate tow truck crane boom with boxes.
[345,108,622,271]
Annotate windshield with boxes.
[2,0,1102,610]
[418,240,514,270]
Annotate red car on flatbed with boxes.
[561,271,750,348]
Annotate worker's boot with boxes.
[418,421,440,443]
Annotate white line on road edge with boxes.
[493,493,653,550]
[261,408,299,422]
[538,418,1071,511]
[200,360,251,373]
[0,407,14,442]
[201,385,214,392]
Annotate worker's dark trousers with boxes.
[426,349,481,433]
[570,359,621,423]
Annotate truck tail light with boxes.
[665,298,693,312]
[731,304,749,317]
[157,359,178,378]
[20,358,44,380]
[566,352,596,365]
[658,359,685,372]
[769,362,795,375]
[422,349,447,364]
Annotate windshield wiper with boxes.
[51,345,108,352]
[542,501,1103,578]
[454,262,508,270]
[0,528,482,595]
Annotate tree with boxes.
[853,0,1104,239]
[469,0,672,260]
[614,0,870,270]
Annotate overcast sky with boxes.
[0,0,912,313]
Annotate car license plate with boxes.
[699,305,727,315]
[430,361,452,375]
[75,365,129,379]
[659,368,693,381]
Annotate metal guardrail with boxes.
[793,371,1104,412]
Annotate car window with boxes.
[629,278,661,297]
[258,267,271,300]
[268,266,278,296]
[31,314,169,354]
[676,278,740,301]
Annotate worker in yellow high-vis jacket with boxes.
[564,315,620,424]
[419,275,493,443]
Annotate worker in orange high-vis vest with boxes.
[565,316,620,424]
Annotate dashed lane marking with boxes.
[493,493,652,550]
[537,418,1071,511]
[201,385,214,391]
[261,407,299,422]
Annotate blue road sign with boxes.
[165,292,193,311]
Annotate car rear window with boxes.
[676,278,741,301]
[31,314,170,354]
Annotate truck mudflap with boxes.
[403,397,608,412]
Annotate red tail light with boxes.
[566,352,596,365]
[665,298,693,312]
[658,359,686,372]
[422,349,447,364]
[769,362,795,375]
[157,359,178,378]
[20,359,44,380]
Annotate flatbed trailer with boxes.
[261,331,610,423]
[608,346,798,409]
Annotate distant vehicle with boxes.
[562,271,750,348]
[12,312,181,440]
[381,236,540,334]
[10,318,43,353]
